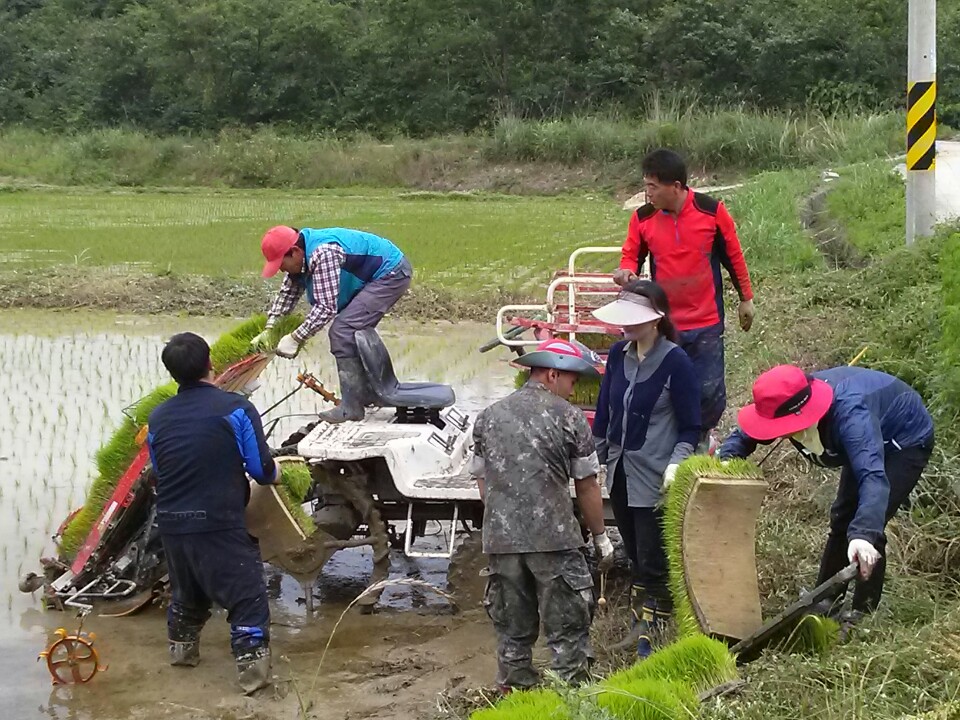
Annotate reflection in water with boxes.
[42,687,97,720]
[0,309,513,719]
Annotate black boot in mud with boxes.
[611,584,646,652]
[838,609,865,643]
[168,604,209,666]
[236,646,272,695]
[169,640,201,667]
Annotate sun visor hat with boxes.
[592,291,665,327]
[514,338,602,378]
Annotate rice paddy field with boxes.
[0,187,626,293]
[1,166,957,720]
[0,184,638,719]
[0,309,514,719]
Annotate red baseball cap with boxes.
[260,226,299,278]
[737,365,834,441]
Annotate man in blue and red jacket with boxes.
[252,225,413,424]
[148,332,280,694]
[614,149,755,441]
[718,364,934,625]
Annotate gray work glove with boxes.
[250,328,274,351]
[275,333,301,359]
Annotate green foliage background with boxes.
[1,0,958,134]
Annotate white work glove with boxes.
[662,463,679,491]
[275,333,301,359]
[593,531,615,572]
[848,539,881,580]
[249,329,274,351]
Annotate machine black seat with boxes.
[356,329,456,409]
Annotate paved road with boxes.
[934,140,960,221]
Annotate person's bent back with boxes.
[148,367,276,535]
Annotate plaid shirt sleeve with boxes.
[266,274,305,326]
[292,244,344,343]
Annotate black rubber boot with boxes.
[808,593,846,620]
[169,640,201,667]
[236,646,271,695]
[167,604,208,667]
[611,584,646,651]
[838,609,866,643]
[319,357,367,424]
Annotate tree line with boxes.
[1,0,959,135]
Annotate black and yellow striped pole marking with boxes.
[907,80,936,171]
[906,0,936,245]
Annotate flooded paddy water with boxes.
[0,309,516,719]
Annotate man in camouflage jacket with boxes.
[469,339,615,690]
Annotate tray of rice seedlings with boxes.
[469,688,570,720]
[662,456,767,642]
[247,459,317,561]
[57,314,303,560]
[608,635,739,695]
[664,456,843,661]
[510,331,619,409]
[594,676,699,720]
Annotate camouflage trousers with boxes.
[482,549,595,689]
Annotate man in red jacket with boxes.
[613,149,755,441]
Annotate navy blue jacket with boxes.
[594,338,701,506]
[147,382,277,535]
[719,367,934,544]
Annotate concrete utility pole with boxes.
[906,0,937,245]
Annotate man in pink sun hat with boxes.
[251,225,412,424]
[468,338,613,691]
[718,364,934,629]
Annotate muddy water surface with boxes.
[1,310,515,719]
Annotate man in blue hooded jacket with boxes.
[148,332,280,693]
[251,225,413,423]
[718,364,934,625]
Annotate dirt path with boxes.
[28,592,497,720]
[285,609,497,720]
[23,546,632,720]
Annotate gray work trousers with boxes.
[328,257,413,358]
[482,549,595,689]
